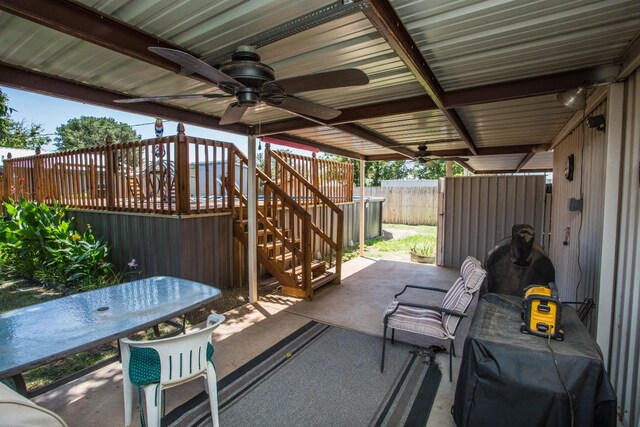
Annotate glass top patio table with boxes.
[0,276,220,379]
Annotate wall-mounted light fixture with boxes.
[585,114,606,132]
[557,86,587,110]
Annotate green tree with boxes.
[0,89,50,148]
[410,160,464,179]
[54,116,140,150]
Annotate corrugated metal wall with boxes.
[440,175,546,268]
[340,199,384,247]
[71,210,235,289]
[549,102,607,327]
[609,70,640,427]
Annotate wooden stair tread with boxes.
[258,239,300,250]
[284,260,326,276]
[312,272,338,289]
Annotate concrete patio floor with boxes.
[33,256,474,426]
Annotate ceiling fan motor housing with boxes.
[219,46,276,105]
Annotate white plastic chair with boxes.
[120,314,225,427]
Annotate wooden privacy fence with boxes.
[1,124,243,215]
[355,186,439,225]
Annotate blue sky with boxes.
[1,86,311,156]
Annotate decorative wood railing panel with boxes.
[1,124,238,215]
[273,149,353,203]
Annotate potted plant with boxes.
[410,241,436,264]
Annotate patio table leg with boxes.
[11,374,27,396]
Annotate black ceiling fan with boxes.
[114,46,369,125]
[414,144,469,163]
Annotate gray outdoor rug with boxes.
[164,321,441,427]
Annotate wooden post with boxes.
[175,123,190,215]
[446,160,453,177]
[247,135,258,303]
[312,152,319,190]
[302,214,312,298]
[105,136,115,210]
[359,159,365,256]
[32,147,42,202]
[335,209,343,283]
[264,142,271,178]
[2,154,11,202]
[227,148,236,211]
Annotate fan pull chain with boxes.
[257,101,262,151]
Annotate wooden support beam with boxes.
[515,152,535,172]
[457,160,476,174]
[258,66,615,136]
[359,159,365,257]
[247,135,258,303]
[269,134,363,159]
[445,66,619,108]
[361,0,477,155]
[0,62,249,135]
[335,124,414,159]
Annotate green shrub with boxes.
[0,198,119,292]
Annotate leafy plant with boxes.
[410,240,435,257]
[0,198,131,292]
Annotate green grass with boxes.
[0,280,61,314]
[24,347,119,389]
[342,224,437,260]
[382,223,438,234]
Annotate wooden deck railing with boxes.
[272,148,354,203]
[1,124,238,215]
[265,146,343,279]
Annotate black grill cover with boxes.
[453,294,616,427]
[482,224,555,296]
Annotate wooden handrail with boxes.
[269,150,343,213]
[266,147,343,279]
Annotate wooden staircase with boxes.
[229,148,343,299]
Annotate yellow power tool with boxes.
[520,283,564,340]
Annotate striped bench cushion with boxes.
[442,278,473,336]
[460,256,486,292]
[385,300,448,339]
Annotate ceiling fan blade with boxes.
[114,94,232,103]
[219,103,249,125]
[268,69,369,94]
[149,47,244,89]
[266,96,341,120]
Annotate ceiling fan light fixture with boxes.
[557,86,587,110]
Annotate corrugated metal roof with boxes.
[288,126,397,156]
[392,0,640,90]
[68,3,426,125]
[525,152,554,170]
[465,153,525,171]
[457,94,573,147]
[0,0,638,169]
[359,110,465,149]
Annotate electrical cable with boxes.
[547,333,574,427]
[574,109,585,301]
